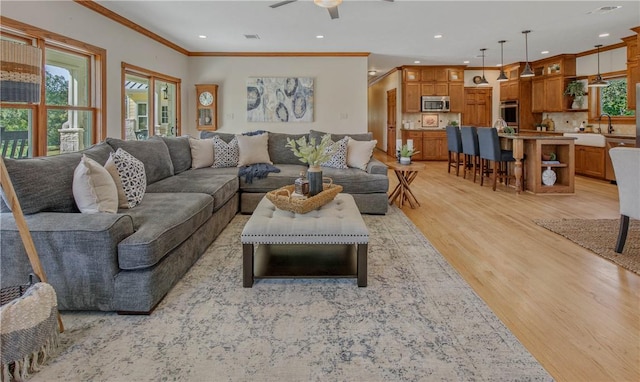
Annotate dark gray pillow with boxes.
[268,132,308,165]
[1,142,114,214]
[106,138,174,184]
[199,131,236,143]
[154,136,192,174]
[309,129,372,143]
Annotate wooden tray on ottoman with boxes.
[266,183,343,214]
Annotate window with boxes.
[589,71,635,125]
[0,19,105,157]
[122,63,181,140]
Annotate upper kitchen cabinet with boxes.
[623,28,640,110]
[401,66,465,112]
[530,55,577,112]
[499,64,522,101]
[404,68,421,82]
[449,82,464,113]
[420,67,448,82]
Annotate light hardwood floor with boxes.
[376,151,639,382]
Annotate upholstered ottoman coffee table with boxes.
[241,193,369,287]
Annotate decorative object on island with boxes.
[542,167,557,186]
[588,45,609,88]
[564,80,586,109]
[246,77,314,122]
[195,84,218,131]
[399,143,419,165]
[286,133,336,196]
[520,30,535,77]
[542,152,556,161]
[496,40,508,82]
[477,48,490,86]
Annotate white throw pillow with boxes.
[189,137,214,169]
[72,155,118,213]
[347,138,377,170]
[236,133,272,167]
[212,136,239,168]
[320,137,349,169]
[106,148,146,208]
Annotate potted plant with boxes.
[448,120,459,127]
[399,144,419,165]
[564,80,586,109]
[286,133,336,195]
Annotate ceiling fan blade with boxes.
[328,6,339,19]
[270,0,297,9]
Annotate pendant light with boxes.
[478,48,490,86]
[588,44,609,87]
[496,40,508,82]
[520,30,534,77]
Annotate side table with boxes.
[385,161,426,209]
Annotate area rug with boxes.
[535,218,639,275]
[32,207,551,381]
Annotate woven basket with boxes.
[266,182,343,214]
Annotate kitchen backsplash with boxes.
[402,113,461,129]
[545,112,636,135]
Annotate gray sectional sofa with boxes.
[0,130,388,313]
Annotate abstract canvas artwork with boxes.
[247,77,314,122]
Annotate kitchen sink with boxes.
[562,133,606,147]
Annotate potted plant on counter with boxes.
[564,80,586,109]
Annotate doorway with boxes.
[386,88,397,155]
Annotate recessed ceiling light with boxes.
[463,60,470,64]
[414,60,421,64]
[495,64,501,67]
[316,35,324,39]
[198,35,207,39]
[434,34,443,39]
[599,33,610,38]
[368,70,377,76]
[541,50,549,54]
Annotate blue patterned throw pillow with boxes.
[320,137,348,169]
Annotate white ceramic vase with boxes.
[400,157,411,165]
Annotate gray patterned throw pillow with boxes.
[212,136,239,168]
[110,148,146,208]
[320,137,349,169]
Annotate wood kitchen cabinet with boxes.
[421,67,448,82]
[463,88,492,127]
[400,129,447,161]
[575,145,605,179]
[401,130,425,160]
[500,81,520,101]
[403,83,421,113]
[532,76,566,112]
[404,68,420,82]
[422,131,447,160]
[448,82,464,113]
[421,82,448,96]
[623,29,639,110]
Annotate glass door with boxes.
[124,73,150,140]
[154,80,177,137]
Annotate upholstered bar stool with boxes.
[446,125,463,176]
[460,126,481,183]
[477,127,520,191]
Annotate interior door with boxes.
[463,88,492,126]
[386,88,397,155]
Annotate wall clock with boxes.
[195,84,218,131]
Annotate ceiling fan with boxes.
[270,0,394,20]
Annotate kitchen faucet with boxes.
[599,113,614,134]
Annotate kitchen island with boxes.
[500,134,577,194]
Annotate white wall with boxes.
[367,70,400,151]
[187,56,368,137]
[577,47,627,76]
[2,1,189,140]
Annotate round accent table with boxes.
[385,161,426,209]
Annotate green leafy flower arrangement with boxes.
[286,133,336,166]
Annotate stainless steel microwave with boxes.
[421,96,450,112]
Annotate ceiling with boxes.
[94,0,639,81]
